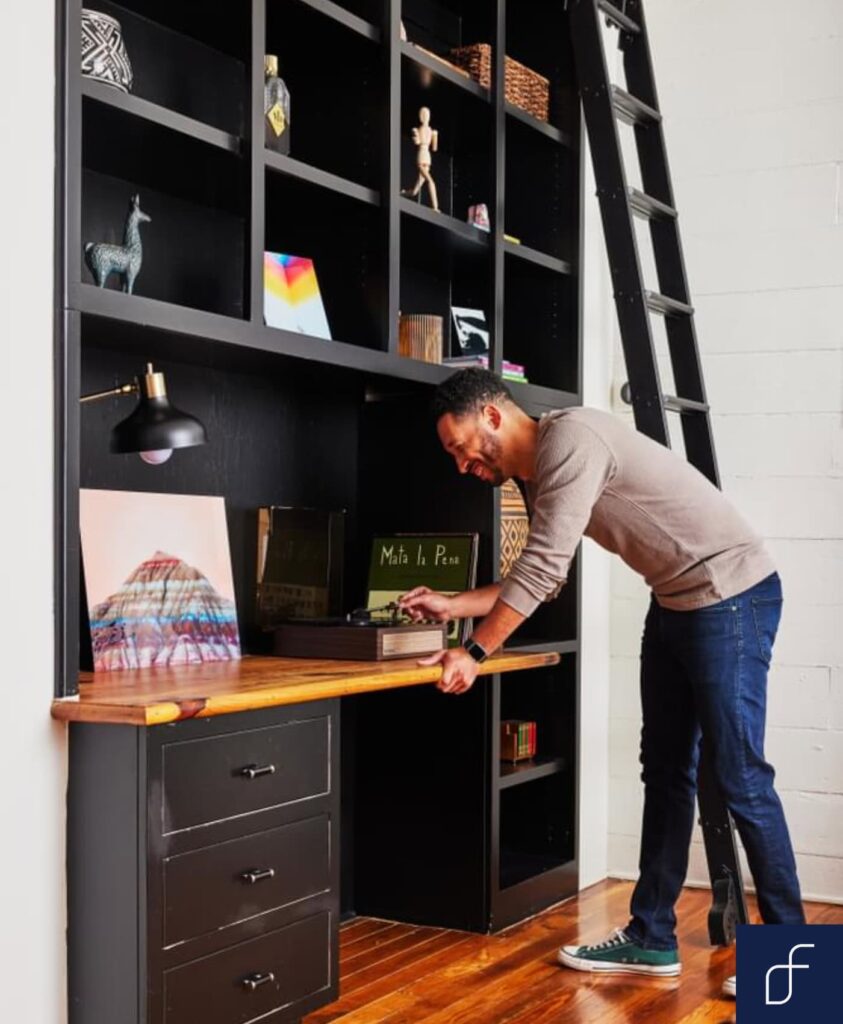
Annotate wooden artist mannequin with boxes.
[403,106,439,211]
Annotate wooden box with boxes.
[274,621,447,660]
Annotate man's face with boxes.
[437,409,506,487]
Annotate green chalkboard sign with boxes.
[366,533,479,647]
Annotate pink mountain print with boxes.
[90,551,241,671]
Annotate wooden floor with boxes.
[304,880,842,1024]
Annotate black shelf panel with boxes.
[400,41,490,102]
[71,284,452,384]
[506,379,579,415]
[504,241,572,276]
[400,198,490,249]
[499,756,566,791]
[265,151,379,207]
[505,640,578,656]
[293,0,380,40]
[94,1,248,131]
[81,79,241,153]
[505,103,574,148]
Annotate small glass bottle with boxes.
[264,54,291,155]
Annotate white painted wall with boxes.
[607,0,843,902]
[0,1,66,1021]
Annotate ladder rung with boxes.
[612,85,661,126]
[628,187,677,221]
[663,395,709,414]
[646,290,694,317]
[598,0,641,35]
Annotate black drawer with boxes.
[161,717,330,833]
[164,816,331,947]
[164,911,331,1024]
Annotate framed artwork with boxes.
[366,533,479,647]
[79,489,240,671]
[264,251,332,339]
[450,306,489,355]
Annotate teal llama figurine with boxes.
[84,193,151,294]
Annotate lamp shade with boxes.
[110,394,207,454]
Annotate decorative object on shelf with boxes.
[81,8,133,93]
[398,313,443,363]
[256,506,345,626]
[264,53,291,155]
[450,45,550,122]
[79,490,241,671]
[400,19,408,41]
[451,307,489,356]
[274,618,447,661]
[366,533,479,647]
[443,354,528,384]
[467,203,491,232]
[500,720,537,763]
[84,192,150,294]
[503,233,521,244]
[264,252,331,339]
[500,479,530,577]
[80,362,207,464]
[401,106,439,211]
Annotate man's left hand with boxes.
[417,647,479,695]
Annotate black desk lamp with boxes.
[80,362,207,464]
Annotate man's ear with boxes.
[483,404,503,430]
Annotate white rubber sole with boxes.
[557,948,682,976]
[722,976,736,998]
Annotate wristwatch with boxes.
[464,638,489,664]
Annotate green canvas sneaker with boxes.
[557,928,682,976]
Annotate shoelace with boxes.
[582,928,628,952]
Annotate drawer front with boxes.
[162,717,330,833]
[164,911,331,1024]
[164,816,330,947]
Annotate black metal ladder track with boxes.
[568,0,748,948]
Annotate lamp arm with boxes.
[79,381,139,404]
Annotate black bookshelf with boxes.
[57,0,582,935]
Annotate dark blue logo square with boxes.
[737,923,843,1021]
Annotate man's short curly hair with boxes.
[430,368,513,422]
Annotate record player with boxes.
[273,603,448,661]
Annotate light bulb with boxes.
[139,448,173,465]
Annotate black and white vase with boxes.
[81,9,133,93]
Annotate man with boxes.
[399,369,804,996]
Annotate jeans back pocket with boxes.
[750,596,783,666]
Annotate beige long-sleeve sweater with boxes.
[499,407,776,615]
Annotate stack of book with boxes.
[443,354,528,383]
[500,719,537,763]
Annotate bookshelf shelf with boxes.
[265,151,380,206]
[499,756,566,790]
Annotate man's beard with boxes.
[478,431,505,487]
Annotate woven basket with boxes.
[450,44,549,122]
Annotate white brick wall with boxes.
[606,0,843,903]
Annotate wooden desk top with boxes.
[51,650,561,726]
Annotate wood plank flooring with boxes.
[305,880,842,1024]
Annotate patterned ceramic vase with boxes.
[81,9,133,93]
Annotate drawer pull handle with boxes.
[240,867,275,885]
[242,971,275,992]
[241,763,276,779]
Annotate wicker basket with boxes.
[450,43,549,122]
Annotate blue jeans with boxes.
[624,571,805,950]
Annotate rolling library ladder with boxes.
[568,0,747,945]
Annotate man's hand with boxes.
[398,586,453,623]
[417,647,479,695]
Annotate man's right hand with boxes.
[398,587,453,623]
